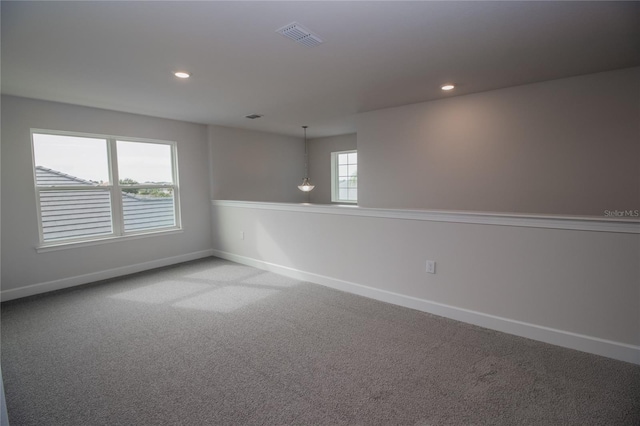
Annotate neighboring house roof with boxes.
[36,167,98,187]
[36,167,174,241]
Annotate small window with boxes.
[331,150,357,203]
[32,130,181,245]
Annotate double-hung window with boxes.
[31,130,181,246]
[331,150,357,203]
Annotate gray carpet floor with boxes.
[1,257,639,426]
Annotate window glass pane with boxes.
[117,141,173,185]
[122,189,175,232]
[33,134,109,184]
[39,189,112,241]
[332,150,357,203]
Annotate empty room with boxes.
[1,1,639,425]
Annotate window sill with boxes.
[36,228,183,253]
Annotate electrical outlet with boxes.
[426,260,436,274]
[240,231,245,240]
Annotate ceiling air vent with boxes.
[245,114,263,120]
[276,22,323,47]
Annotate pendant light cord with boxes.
[297,125,314,195]
[303,125,309,179]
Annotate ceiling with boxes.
[2,1,639,138]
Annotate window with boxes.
[31,130,180,245]
[331,150,357,203]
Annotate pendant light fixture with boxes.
[298,126,315,192]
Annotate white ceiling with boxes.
[2,1,639,138]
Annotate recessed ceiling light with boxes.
[174,71,190,79]
[441,84,455,91]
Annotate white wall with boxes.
[1,96,213,297]
[308,133,357,204]
[208,125,306,203]
[211,201,640,363]
[357,67,640,216]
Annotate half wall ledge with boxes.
[211,200,640,234]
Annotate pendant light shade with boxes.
[298,126,315,192]
[298,177,314,192]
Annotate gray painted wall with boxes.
[210,68,640,361]
[357,67,640,216]
[308,133,357,204]
[0,368,7,426]
[208,125,306,203]
[1,96,212,292]
[211,203,640,353]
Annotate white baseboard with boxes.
[212,249,640,365]
[0,249,214,302]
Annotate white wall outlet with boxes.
[426,260,436,274]
[240,231,245,240]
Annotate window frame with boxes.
[331,149,358,204]
[31,129,182,248]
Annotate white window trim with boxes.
[331,149,357,204]
[30,129,182,249]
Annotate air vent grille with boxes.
[277,22,323,47]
